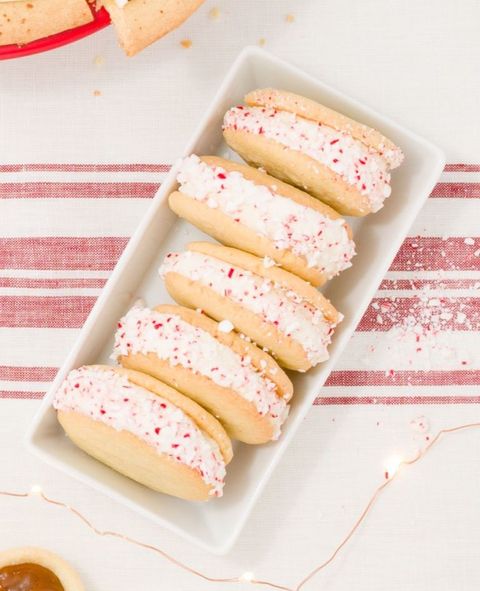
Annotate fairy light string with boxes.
[1,421,479,591]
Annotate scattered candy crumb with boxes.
[93,55,105,67]
[398,235,480,271]
[285,14,295,23]
[209,6,220,20]
[180,39,192,49]
[218,319,234,334]
[132,298,145,309]
[263,256,276,268]
[93,90,102,97]
[258,37,266,46]
[410,416,429,433]
[367,281,480,370]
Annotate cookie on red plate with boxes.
[0,0,93,46]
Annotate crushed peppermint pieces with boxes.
[410,416,429,433]
[218,319,235,333]
[368,283,479,370]
[263,256,276,268]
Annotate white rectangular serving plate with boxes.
[26,46,445,554]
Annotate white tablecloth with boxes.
[1,1,479,589]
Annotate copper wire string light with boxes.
[1,421,479,591]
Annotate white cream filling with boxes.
[176,155,355,279]
[112,306,289,439]
[53,366,226,496]
[223,105,398,212]
[160,251,338,365]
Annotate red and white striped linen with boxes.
[1,163,479,403]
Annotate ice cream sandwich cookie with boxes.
[54,365,232,500]
[112,304,293,444]
[160,242,342,371]
[223,88,404,216]
[169,155,355,286]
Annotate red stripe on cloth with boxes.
[1,295,479,331]
[0,238,128,270]
[359,296,479,331]
[325,370,480,387]
[391,237,480,271]
[0,391,45,400]
[0,277,107,289]
[0,182,160,199]
[0,164,171,173]
[0,162,468,174]
[7,366,478,387]
[2,391,480,403]
[0,296,95,328]
[379,278,480,290]
[1,163,474,174]
[0,366,57,381]
[430,183,480,198]
[3,366,478,387]
[314,395,480,405]
[1,236,479,273]
[444,164,480,172]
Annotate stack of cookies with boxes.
[53,88,403,501]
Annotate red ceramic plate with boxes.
[0,6,111,60]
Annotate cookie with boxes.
[0,0,93,46]
[54,365,232,500]
[0,546,84,591]
[160,242,342,371]
[112,304,293,444]
[169,154,355,286]
[223,88,404,216]
[102,0,204,56]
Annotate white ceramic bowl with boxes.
[26,46,445,554]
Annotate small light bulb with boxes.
[30,484,43,496]
[384,455,403,479]
[240,571,255,582]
